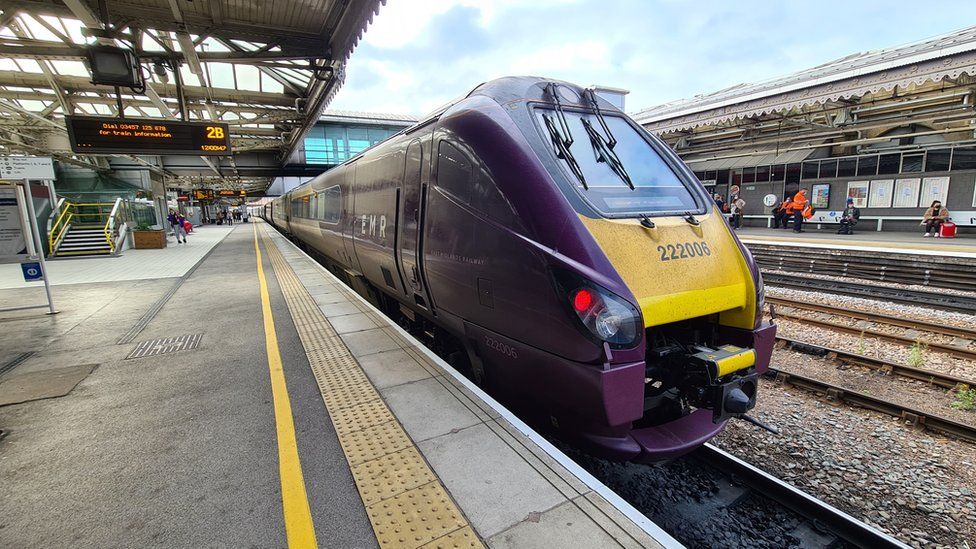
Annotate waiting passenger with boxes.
[837,198,860,235]
[772,199,789,229]
[789,189,809,233]
[922,200,949,237]
[713,193,726,214]
[730,196,745,229]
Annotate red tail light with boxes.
[572,288,593,312]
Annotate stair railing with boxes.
[48,197,73,253]
[105,197,123,253]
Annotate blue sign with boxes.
[21,262,42,281]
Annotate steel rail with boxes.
[767,296,976,340]
[776,336,976,390]
[771,308,976,362]
[767,367,976,444]
[695,444,910,549]
[762,272,976,314]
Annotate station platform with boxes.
[0,220,674,548]
[735,226,976,258]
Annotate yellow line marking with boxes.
[258,223,483,549]
[253,223,318,548]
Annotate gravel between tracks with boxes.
[715,379,976,548]
[774,317,976,381]
[765,287,976,332]
[773,348,976,427]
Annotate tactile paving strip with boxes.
[260,227,484,549]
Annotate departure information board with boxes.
[66,116,232,156]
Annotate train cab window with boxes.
[532,109,698,216]
[437,142,472,204]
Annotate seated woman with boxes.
[922,200,949,237]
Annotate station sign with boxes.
[21,261,42,281]
[0,156,55,180]
[192,189,215,201]
[65,116,232,156]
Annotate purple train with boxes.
[265,77,776,462]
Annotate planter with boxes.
[132,229,167,249]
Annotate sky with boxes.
[327,0,975,117]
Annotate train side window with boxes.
[439,140,518,227]
[320,185,341,224]
[437,141,472,204]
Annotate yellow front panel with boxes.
[578,207,757,329]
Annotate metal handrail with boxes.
[48,199,73,252]
[105,197,123,252]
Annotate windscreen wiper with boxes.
[582,88,633,189]
[582,118,634,190]
[543,82,587,189]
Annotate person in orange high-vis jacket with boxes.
[791,189,809,233]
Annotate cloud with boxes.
[329,0,973,116]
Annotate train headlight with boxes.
[556,270,641,349]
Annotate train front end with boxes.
[514,80,776,462]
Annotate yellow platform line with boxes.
[253,223,318,548]
[258,223,483,549]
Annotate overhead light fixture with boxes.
[86,45,144,89]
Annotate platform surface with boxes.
[0,224,235,290]
[736,227,976,258]
[0,220,671,548]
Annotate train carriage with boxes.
[266,76,776,462]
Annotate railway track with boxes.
[768,298,976,362]
[777,336,976,391]
[762,271,976,313]
[767,296,976,341]
[747,243,976,292]
[693,444,908,549]
[767,367,976,444]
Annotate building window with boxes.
[877,153,900,175]
[785,163,801,185]
[901,153,924,173]
[925,148,951,171]
[741,167,756,184]
[837,158,857,177]
[801,161,818,180]
[771,164,785,182]
[951,146,976,170]
[856,155,878,177]
[755,165,770,183]
[819,159,838,179]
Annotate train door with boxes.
[398,138,430,309]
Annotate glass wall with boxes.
[302,123,405,165]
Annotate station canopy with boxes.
[634,25,976,168]
[0,0,382,193]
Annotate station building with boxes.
[635,26,976,233]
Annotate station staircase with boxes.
[47,198,126,258]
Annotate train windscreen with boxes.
[533,108,700,217]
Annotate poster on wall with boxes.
[0,185,31,263]
[811,184,830,209]
[893,178,921,208]
[847,181,869,208]
[868,179,894,208]
[920,176,949,207]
